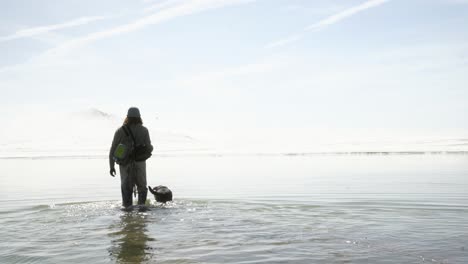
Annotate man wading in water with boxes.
[109,107,153,208]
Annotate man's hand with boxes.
[110,167,116,177]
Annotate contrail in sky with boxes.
[266,0,391,49]
[43,0,255,56]
[306,0,390,31]
[0,16,107,42]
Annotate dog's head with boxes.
[148,185,173,203]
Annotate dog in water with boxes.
[148,185,173,203]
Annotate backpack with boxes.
[113,126,135,165]
[113,125,152,165]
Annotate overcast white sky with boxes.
[1,0,467,147]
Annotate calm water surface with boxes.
[0,155,467,263]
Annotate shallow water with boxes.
[0,155,467,263]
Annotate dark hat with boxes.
[127,107,141,118]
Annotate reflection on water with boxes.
[109,210,154,263]
[0,156,467,263]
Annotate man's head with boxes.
[124,107,143,125]
[127,107,141,118]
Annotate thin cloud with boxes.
[446,0,468,3]
[0,16,107,42]
[144,0,185,13]
[0,0,256,73]
[306,0,390,31]
[41,0,255,57]
[265,0,390,49]
[264,34,303,49]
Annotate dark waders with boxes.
[120,161,148,207]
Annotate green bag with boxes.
[114,143,129,160]
[113,126,135,165]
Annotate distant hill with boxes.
[0,108,206,158]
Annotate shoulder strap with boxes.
[123,125,136,143]
[122,125,129,137]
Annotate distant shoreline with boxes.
[1,151,468,160]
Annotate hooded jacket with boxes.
[109,124,153,169]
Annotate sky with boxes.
[0,0,468,151]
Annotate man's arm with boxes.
[144,128,154,153]
[109,128,121,170]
